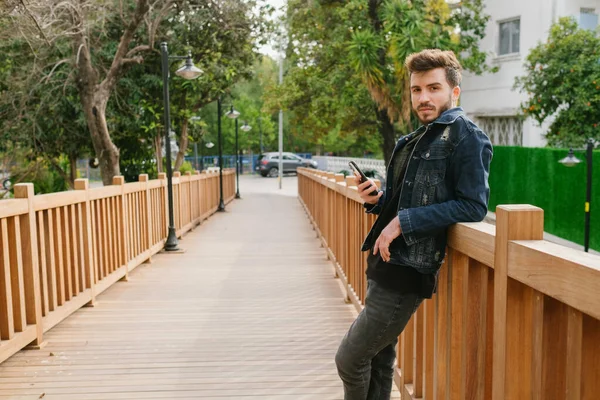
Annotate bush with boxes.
[179,161,194,175]
[9,161,69,194]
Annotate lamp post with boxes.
[160,42,202,251]
[217,97,226,211]
[225,106,241,199]
[559,139,594,252]
[240,121,252,184]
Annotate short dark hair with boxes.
[405,49,462,87]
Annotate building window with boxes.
[499,18,520,55]
[474,116,523,146]
[580,8,598,30]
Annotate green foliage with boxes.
[270,0,493,161]
[0,0,273,189]
[179,161,194,174]
[9,157,69,195]
[515,17,600,148]
[489,146,599,251]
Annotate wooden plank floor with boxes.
[0,176,399,400]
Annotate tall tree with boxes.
[2,0,271,185]
[279,0,494,164]
[515,17,600,148]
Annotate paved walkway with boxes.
[0,175,391,400]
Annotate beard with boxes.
[414,94,454,125]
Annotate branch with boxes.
[101,0,150,94]
[148,0,176,48]
[19,0,51,46]
[42,59,70,84]
[125,45,153,58]
[121,56,145,66]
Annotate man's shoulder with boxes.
[449,114,490,144]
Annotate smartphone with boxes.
[348,161,379,196]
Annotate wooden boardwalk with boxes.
[0,176,399,400]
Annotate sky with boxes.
[258,0,287,59]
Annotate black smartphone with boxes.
[348,161,379,196]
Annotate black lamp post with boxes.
[240,120,252,182]
[217,97,225,211]
[559,139,595,252]
[160,42,202,251]
[225,106,241,199]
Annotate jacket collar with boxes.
[430,107,465,125]
[394,107,465,152]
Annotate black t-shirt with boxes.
[365,132,437,298]
[365,252,436,298]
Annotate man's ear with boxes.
[452,85,461,102]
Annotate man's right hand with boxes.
[354,173,383,205]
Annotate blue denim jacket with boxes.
[361,107,493,273]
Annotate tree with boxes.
[2,0,271,185]
[263,0,383,158]
[515,17,600,148]
[279,0,494,164]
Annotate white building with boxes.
[460,0,599,147]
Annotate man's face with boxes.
[410,67,460,125]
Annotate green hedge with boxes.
[489,146,599,251]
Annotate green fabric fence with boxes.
[489,146,599,252]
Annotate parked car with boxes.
[256,152,318,177]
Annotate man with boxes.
[335,49,493,399]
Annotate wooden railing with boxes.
[0,169,235,364]
[298,168,600,400]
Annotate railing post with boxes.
[13,183,44,347]
[185,171,193,227]
[139,175,153,262]
[74,179,97,306]
[112,176,128,281]
[75,179,96,307]
[492,205,544,400]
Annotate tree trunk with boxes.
[72,0,149,186]
[155,131,163,174]
[174,117,189,171]
[377,108,396,167]
[80,91,121,186]
[69,153,78,186]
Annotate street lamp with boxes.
[559,139,595,252]
[226,106,242,199]
[160,42,202,251]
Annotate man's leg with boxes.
[335,280,421,400]
[366,341,397,400]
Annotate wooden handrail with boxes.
[297,167,600,400]
[0,169,236,364]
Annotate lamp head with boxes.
[559,148,582,167]
[226,105,241,119]
[175,53,203,80]
[241,121,252,132]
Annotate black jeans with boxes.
[335,280,422,400]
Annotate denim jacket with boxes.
[361,107,493,274]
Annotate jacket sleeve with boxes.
[363,189,385,215]
[397,128,493,246]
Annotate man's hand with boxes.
[373,217,402,262]
[354,172,383,205]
